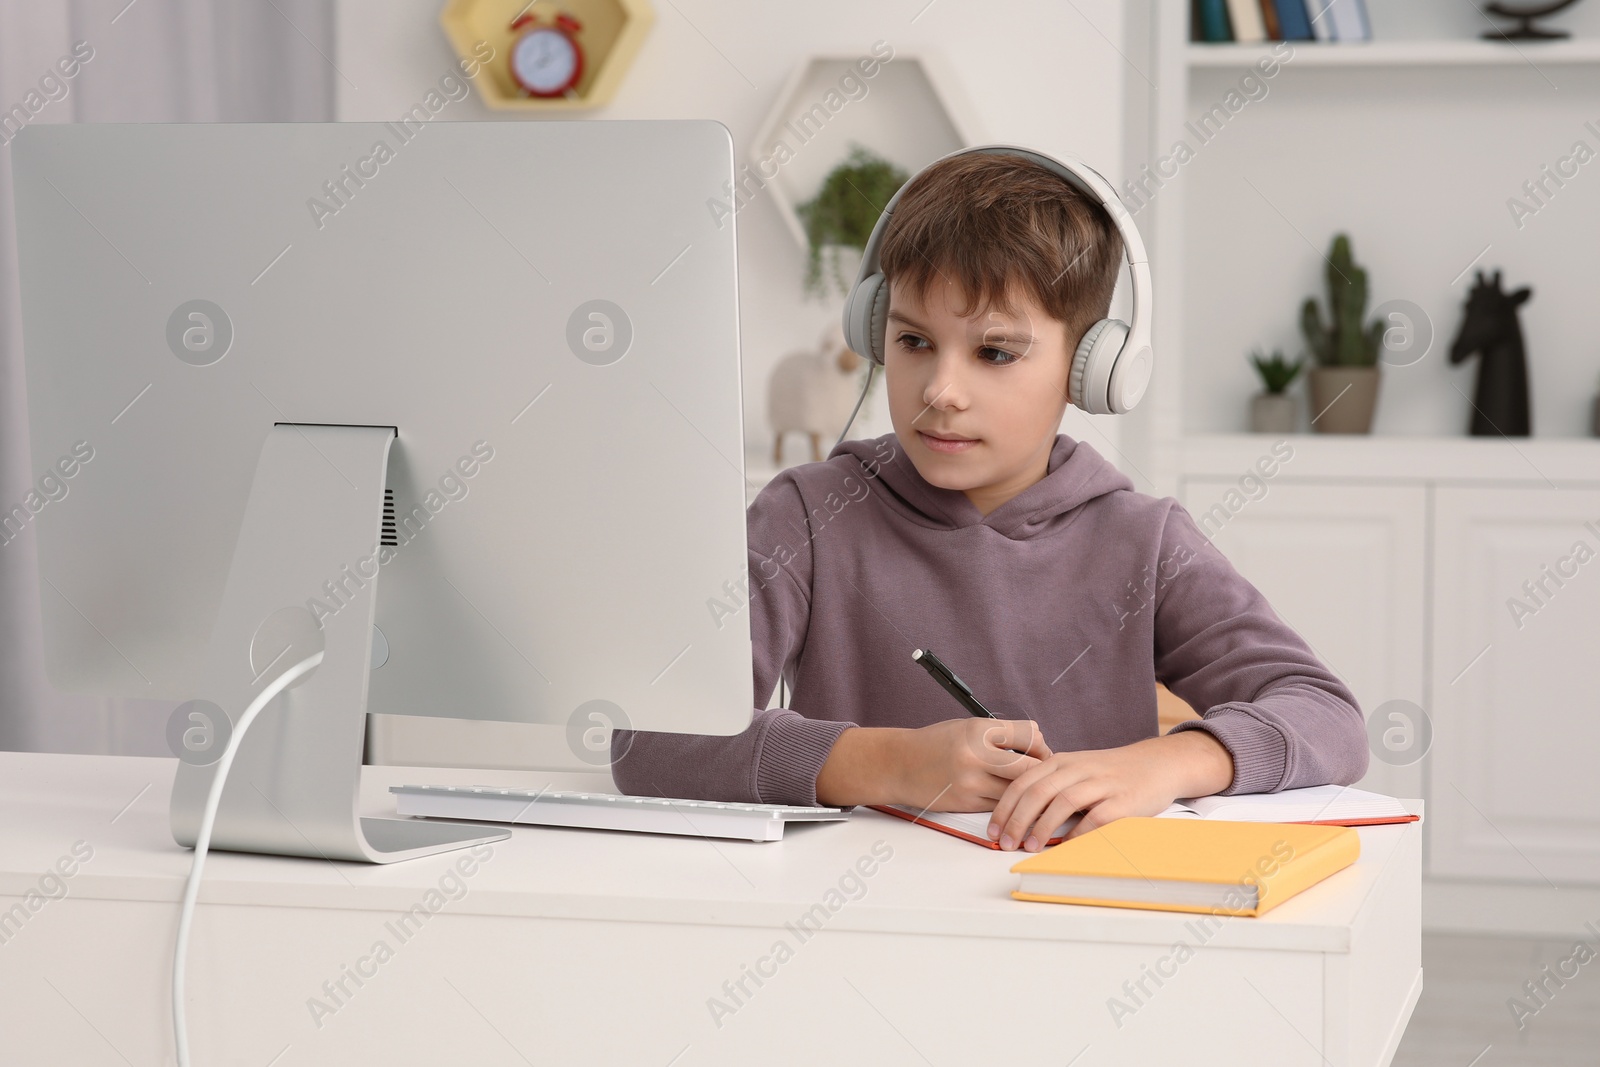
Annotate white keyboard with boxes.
[390,784,851,842]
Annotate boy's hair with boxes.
[877,152,1124,348]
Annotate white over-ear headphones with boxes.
[837,144,1154,425]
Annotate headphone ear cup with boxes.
[1070,318,1129,414]
[842,272,887,364]
[1070,320,1109,411]
[865,274,890,365]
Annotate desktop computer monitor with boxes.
[11,119,754,861]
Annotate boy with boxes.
[612,151,1368,852]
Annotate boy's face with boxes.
[883,275,1073,517]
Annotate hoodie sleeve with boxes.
[1152,502,1370,794]
[608,472,857,805]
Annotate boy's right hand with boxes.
[893,718,1051,812]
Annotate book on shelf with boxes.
[1197,0,1233,43]
[1226,0,1267,42]
[1258,0,1281,41]
[1192,0,1366,44]
[1308,0,1371,41]
[1309,0,1334,41]
[1273,0,1316,40]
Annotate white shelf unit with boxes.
[1178,431,1600,484]
[1186,38,1600,67]
[747,51,984,253]
[1131,3,1600,919]
[1133,4,1600,482]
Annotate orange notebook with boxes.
[869,805,1077,850]
[1010,817,1359,917]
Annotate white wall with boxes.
[333,0,1132,472]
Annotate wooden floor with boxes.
[1393,933,1600,1066]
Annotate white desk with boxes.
[0,753,1422,1066]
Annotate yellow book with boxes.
[1009,817,1359,917]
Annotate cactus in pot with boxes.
[1300,233,1384,433]
[1301,234,1385,368]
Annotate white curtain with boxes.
[0,0,334,753]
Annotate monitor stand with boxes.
[170,424,510,863]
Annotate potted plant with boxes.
[794,143,907,413]
[796,143,907,300]
[1301,233,1385,434]
[1248,347,1304,432]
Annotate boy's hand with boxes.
[893,717,1052,813]
[987,731,1235,851]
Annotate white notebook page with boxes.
[1158,785,1411,823]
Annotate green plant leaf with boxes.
[1249,347,1304,394]
[1303,233,1380,367]
[796,143,909,299]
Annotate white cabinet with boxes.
[1180,443,1600,893]
[1428,486,1600,884]
[1177,478,1428,802]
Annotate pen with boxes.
[913,647,1035,767]
[911,648,997,718]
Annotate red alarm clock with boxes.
[507,11,584,98]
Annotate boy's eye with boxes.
[980,346,1020,367]
[895,333,1019,367]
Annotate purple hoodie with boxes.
[611,432,1369,806]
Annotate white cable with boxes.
[831,361,875,455]
[173,649,324,1067]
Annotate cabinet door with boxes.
[1430,486,1600,884]
[1178,479,1427,801]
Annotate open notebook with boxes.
[872,785,1416,850]
[869,806,1080,849]
[1157,785,1418,826]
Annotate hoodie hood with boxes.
[828,431,1134,541]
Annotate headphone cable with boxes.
[831,360,875,455]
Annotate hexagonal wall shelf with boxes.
[747,51,984,252]
[440,0,652,111]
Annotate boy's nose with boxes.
[923,378,962,409]
[922,357,971,407]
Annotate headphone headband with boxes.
[839,144,1154,415]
